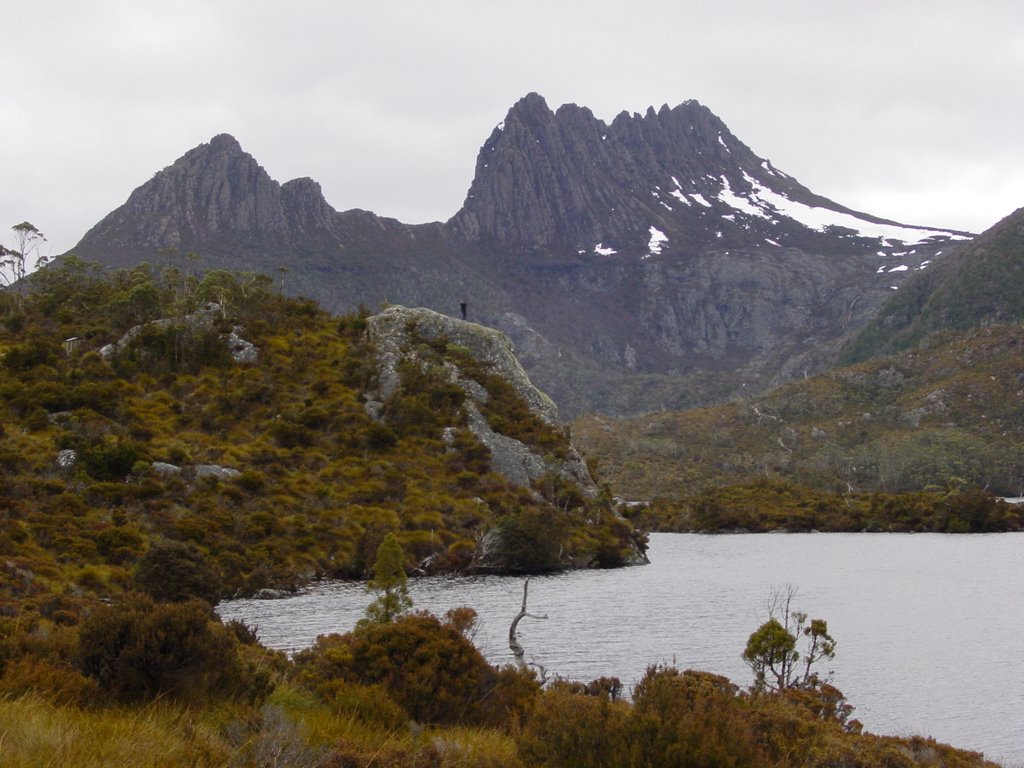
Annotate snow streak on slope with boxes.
[718,172,970,245]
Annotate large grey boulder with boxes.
[366,306,598,497]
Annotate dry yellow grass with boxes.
[0,694,228,768]
[0,688,524,768]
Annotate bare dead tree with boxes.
[509,578,548,681]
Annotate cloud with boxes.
[2,0,1022,254]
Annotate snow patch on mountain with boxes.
[647,226,668,257]
[715,171,969,245]
[718,176,771,219]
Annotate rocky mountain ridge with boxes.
[66,93,977,417]
[452,93,963,258]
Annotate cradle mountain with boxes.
[67,93,973,417]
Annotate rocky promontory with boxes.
[366,305,598,497]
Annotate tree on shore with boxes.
[359,532,412,627]
[743,586,836,691]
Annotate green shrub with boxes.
[630,667,765,768]
[134,540,222,604]
[79,438,144,482]
[93,526,145,565]
[0,655,100,706]
[75,596,272,704]
[1,336,60,372]
[485,509,568,573]
[294,612,539,727]
[518,684,631,768]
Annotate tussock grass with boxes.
[0,694,228,767]
[422,726,522,768]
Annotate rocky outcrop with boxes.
[193,464,242,481]
[367,305,557,419]
[55,449,77,470]
[98,305,259,364]
[365,306,598,496]
[151,461,240,482]
[224,327,259,363]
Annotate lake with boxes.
[218,532,1024,766]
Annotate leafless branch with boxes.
[509,578,548,679]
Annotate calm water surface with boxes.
[219,533,1024,766]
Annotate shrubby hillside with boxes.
[0,258,641,611]
[575,323,1024,532]
[840,206,1024,364]
[0,259,1000,767]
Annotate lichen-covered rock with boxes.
[193,464,242,481]
[367,305,598,497]
[151,461,182,475]
[225,326,259,363]
[369,305,558,421]
[98,311,258,364]
[56,449,77,470]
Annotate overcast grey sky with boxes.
[2,0,1022,257]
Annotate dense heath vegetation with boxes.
[0,257,640,598]
[576,324,1024,533]
[0,256,1003,766]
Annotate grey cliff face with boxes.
[365,306,598,496]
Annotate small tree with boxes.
[359,532,412,626]
[1,222,48,306]
[743,617,798,691]
[742,586,836,691]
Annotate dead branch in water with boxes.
[509,578,548,680]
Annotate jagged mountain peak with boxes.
[510,90,552,116]
[453,94,969,259]
[73,134,340,262]
[206,132,244,153]
[170,132,250,174]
